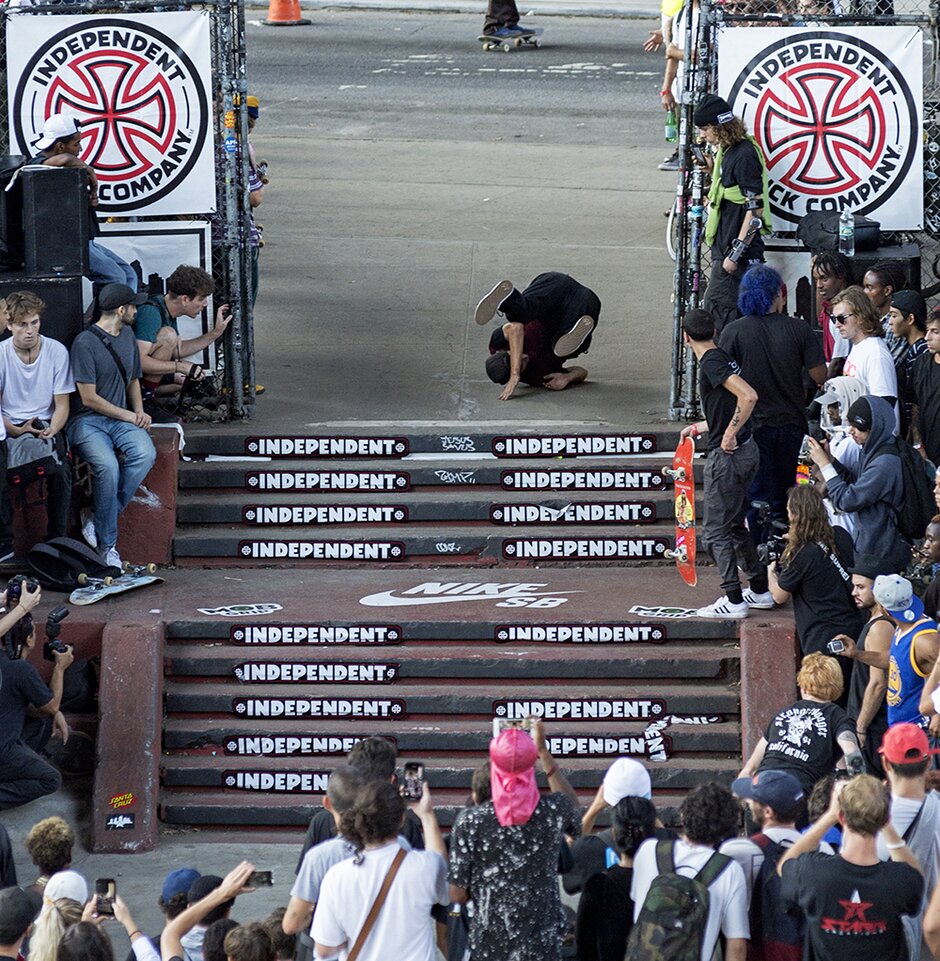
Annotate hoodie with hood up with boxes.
[821,395,911,570]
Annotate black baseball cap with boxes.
[486,351,511,385]
[98,284,147,311]
[0,887,41,943]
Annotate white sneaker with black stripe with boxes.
[742,588,775,610]
[696,595,749,619]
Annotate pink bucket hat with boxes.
[489,728,540,827]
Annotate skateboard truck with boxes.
[663,546,689,563]
[661,466,687,482]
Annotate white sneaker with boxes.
[553,315,596,357]
[742,588,775,610]
[103,547,123,571]
[696,595,749,619]
[80,508,97,549]
[474,280,513,325]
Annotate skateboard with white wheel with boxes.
[69,570,163,606]
[478,27,543,51]
[661,436,697,587]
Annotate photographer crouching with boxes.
[767,486,864,701]
[0,576,72,810]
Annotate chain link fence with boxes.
[0,0,255,419]
[669,0,939,419]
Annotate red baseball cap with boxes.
[879,723,940,764]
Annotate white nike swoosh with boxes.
[359,589,579,607]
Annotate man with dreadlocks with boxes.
[695,94,771,334]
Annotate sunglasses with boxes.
[830,312,855,324]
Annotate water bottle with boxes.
[838,210,855,257]
[665,108,677,142]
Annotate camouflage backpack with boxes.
[625,839,731,961]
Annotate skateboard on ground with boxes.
[478,27,543,51]
[69,564,162,606]
[661,436,697,587]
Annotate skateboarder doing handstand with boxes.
[679,308,773,619]
[476,273,599,401]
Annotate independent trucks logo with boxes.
[13,19,208,212]
[730,32,918,224]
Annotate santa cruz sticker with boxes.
[10,15,211,213]
[724,28,921,227]
[230,624,402,644]
[245,436,409,458]
[492,434,657,457]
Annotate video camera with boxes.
[43,605,70,661]
[751,500,789,566]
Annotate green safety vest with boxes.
[705,135,773,248]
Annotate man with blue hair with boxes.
[719,264,826,567]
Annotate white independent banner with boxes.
[6,11,215,216]
[717,27,923,231]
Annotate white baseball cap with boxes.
[41,870,88,913]
[602,757,652,805]
[34,114,81,151]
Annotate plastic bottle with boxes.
[665,108,677,143]
[838,210,855,257]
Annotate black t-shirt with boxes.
[699,347,752,450]
[759,699,855,794]
[781,852,922,961]
[575,864,634,961]
[719,313,824,429]
[775,529,863,655]
[910,351,940,466]
[0,654,53,749]
[715,139,765,261]
[562,826,676,894]
[924,574,940,623]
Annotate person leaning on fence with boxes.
[694,94,771,335]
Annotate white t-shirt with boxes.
[721,828,834,909]
[842,336,899,429]
[876,795,929,861]
[311,840,447,961]
[0,336,73,423]
[631,838,750,961]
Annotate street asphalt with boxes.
[0,7,678,940]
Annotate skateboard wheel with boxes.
[77,573,89,586]
[103,576,113,587]
[502,43,511,51]
[146,563,157,574]
[514,37,522,46]
[532,39,540,47]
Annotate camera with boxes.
[846,752,866,776]
[827,638,845,654]
[757,532,787,566]
[43,605,70,661]
[6,574,39,606]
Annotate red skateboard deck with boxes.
[662,436,697,587]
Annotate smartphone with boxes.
[95,878,116,916]
[827,638,845,654]
[690,142,707,165]
[247,870,273,887]
[401,762,424,801]
[492,716,533,738]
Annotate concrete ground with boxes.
[2,7,684,940]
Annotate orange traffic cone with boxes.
[264,0,310,26]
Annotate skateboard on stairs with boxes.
[478,27,543,51]
[661,436,697,587]
[69,563,162,606]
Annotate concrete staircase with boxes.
[155,427,756,836]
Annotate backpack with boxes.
[624,839,731,961]
[746,834,804,961]
[27,536,120,590]
[6,424,63,494]
[795,211,881,252]
[873,438,935,543]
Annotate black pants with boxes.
[484,0,519,31]
[704,257,763,335]
[0,721,60,811]
[501,272,601,357]
[747,423,805,545]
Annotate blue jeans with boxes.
[66,414,155,550]
[88,241,137,289]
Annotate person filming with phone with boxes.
[0,577,70,810]
[312,777,447,961]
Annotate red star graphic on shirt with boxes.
[838,899,873,921]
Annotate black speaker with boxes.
[851,243,922,290]
[21,165,89,278]
[0,156,26,269]
[0,273,85,348]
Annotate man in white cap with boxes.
[30,113,137,290]
[563,757,658,894]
